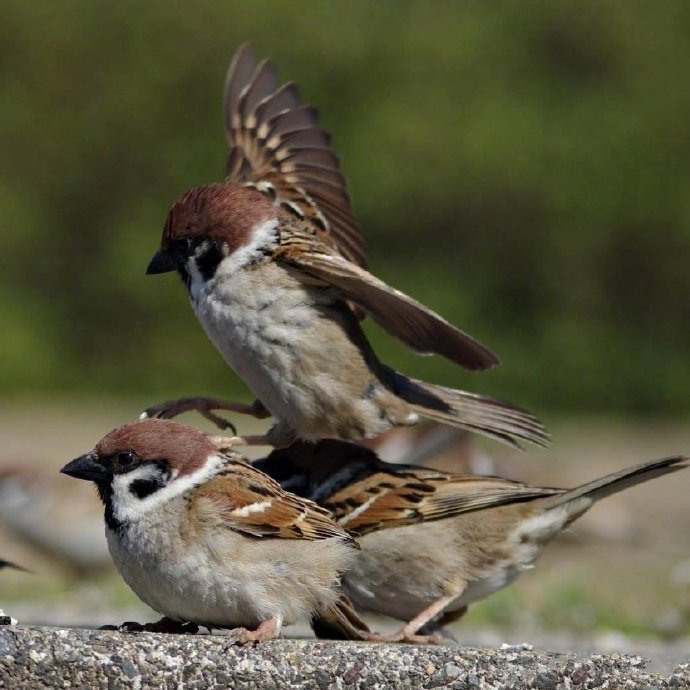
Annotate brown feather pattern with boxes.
[223,43,366,267]
[193,456,357,545]
[255,440,558,537]
[274,228,500,371]
[325,466,560,536]
[259,443,688,540]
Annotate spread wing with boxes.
[224,43,365,267]
[325,466,562,536]
[193,458,355,544]
[274,233,499,371]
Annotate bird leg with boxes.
[364,593,461,645]
[140,397,270,432]
[226,617,281,643]
[418,606,468,642]
[434,606,468,629]
[210,419,298,450]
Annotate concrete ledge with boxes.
[1,625,689,689]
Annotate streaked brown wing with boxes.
[275,234,499,371]
[223,43,366,267]
[193,458,354,543]
[325,466,561,536]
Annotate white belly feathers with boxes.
[189,264,322,422]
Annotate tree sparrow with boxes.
[59,419,369,642]
[142,44,548,450]
[255,440,689,643]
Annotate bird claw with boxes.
[139,397,253,433]
[225,618,280,644]
[199,410,238,434]
[104,618,199,635]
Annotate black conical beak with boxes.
[60,453,104,482]
[146,248,179,275]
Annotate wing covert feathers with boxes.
[324,466,560,536]
[275,237,500,371]
[193,457,356,544]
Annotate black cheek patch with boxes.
[126,460,171,498]
[195,240,224,281]
[129,478,165,499]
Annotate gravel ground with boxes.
[1,624,689,689]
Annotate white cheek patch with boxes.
[188,220,279,304]
[111,454,223,523]
[187,241,212,303]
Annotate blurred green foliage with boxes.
[2,0,690,416]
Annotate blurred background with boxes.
[1,0,690,654]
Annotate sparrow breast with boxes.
[108,507,354,628]
[194,259,403,441]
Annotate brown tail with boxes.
[396,376,550,449]
[311,594,371,641]
[540,455,689,513]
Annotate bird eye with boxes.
[113,451,138,471]
[172,236,192,254]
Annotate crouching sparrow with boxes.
[142,44,548,450]
[60,419,369,642]
[255,440,689,644]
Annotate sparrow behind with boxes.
[255,440,689,643]
[60,419,368,641]
[143,44,548,450]
[0,467,111,576]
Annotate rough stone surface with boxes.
[1,625,689,689]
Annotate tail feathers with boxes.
[541,455,689,511]
[311,594,371,641]
[399,377,550,449]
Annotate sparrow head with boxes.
[146,182,280,285]
[61,419,225,529]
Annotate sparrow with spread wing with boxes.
[143,44,548,450]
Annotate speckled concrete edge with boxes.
[1,625,689,689]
